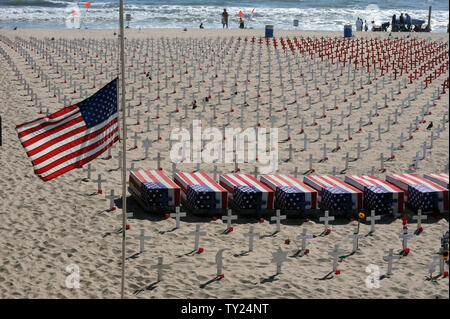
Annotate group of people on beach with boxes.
[391,12,428,32]
[355,18,369,32]
[200,9,245,29]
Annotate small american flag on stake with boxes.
[16,78,119,181]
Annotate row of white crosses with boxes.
[3,33,448,178]
[6,35,449,190]
[127,205,442,281]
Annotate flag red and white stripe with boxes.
[15,78,118,181]
[423,173,449,189]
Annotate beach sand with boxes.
[0,28,448,299]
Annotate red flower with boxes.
[212,217,217,221]
[219,274,225,279]
[306,218,310,223]
[228,227,234,232]
[198,248,204,253]
[404,248,410,254]
[285,239,290,245]
[444,271,449,278]
[165,214,170,219]
[326,228,332,234]
[125,224,130,230]
[335,269,341,275]
[418,226,423,232]
[305,249,310,254]
[260,218,264,223]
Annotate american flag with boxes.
[15,78,118,181]
[345,175,405,214]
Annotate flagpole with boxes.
[119,0,127,299]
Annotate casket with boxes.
[303,175,363,213]
[386,173,449,212]
[220,173,274,210]
[129,169,181,209]
[345,175,405,215]
[174,172,228,210]
[260,174,318,212]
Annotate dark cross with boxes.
[82,163,96,180]
[106,189,120,210]
[131,131,141,149]
[142,137,152,160]
[93,174,107,194]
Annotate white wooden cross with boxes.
[271,209,286,233]
[319,211,335,233]
[106,189,120,210]
[398,228,414,250]
[222,209,238,229]
[215,249,228,276]
[383,248,401,277]
[428,254,443,279]
[93,174,107,194]
[413,209,427,232]
[83,163,96,180]
[244,226,260,252]
[366,210,381,233]
[348,227,365,252]
[170,206,186,229]
[271,247,289,275]
[296,228,314,252]
[190,224,206,251]
[142,137,152,160]
[151,256,171,282]
[328,244,346,273]
[134,228,152,254]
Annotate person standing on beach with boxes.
[399,13,405,30]
[364,20,368,32]
[405,13,411,31]
[356,18,362,31]
[239,17,244,29]
[392,14,397,32]
[222,9,229,28]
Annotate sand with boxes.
[0,27,448,299]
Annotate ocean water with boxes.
[0,0,448,32]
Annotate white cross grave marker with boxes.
[170,206,186,229]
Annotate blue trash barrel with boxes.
[344,25,352,38]
[265,25,274,38]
